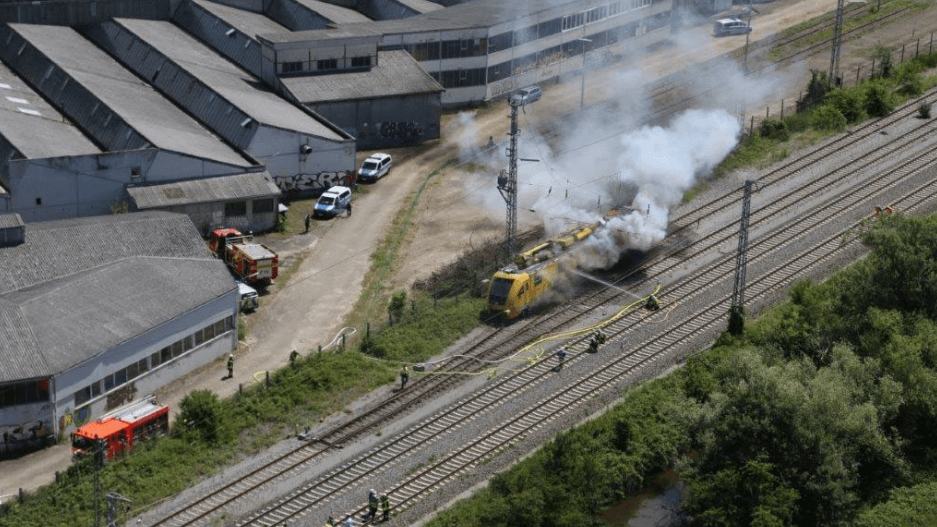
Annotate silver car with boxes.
[510,85,542,106]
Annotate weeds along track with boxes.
[146,86,937,527]
[238,132,937,527]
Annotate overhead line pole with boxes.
[497,103,520,257]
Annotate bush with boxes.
[759,118,790,141]
[388,290,407,322]
[783,111,813,133]
[178,390,226,444]
[826,87,866,123]
[898,71,925,97]
[864,80,898,117]
[811,104,848,132]
[919,103,932,119]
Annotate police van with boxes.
[314,186,352,218]
[357,153,392,183]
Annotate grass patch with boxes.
[343,160,456,345]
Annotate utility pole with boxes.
[829,0,846,87]
[743,0,754,74]
[94,438,106,527]
[106,493,132,527]
[497,103,520,256]
[729,180,756,335]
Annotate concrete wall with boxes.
[52,288,237,436]
[2,150,251,223]
[308,92,441,149]
[157,197,279,235]
[249,125,356,196]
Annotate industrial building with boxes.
[260,0,674,106]
[0,212,238,452]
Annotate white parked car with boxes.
[714,18,753,36]
[510,85,542,106]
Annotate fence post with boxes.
[366,321,370,339]
[856,64,861,85]
[900,44,905,64]
[750,115,754,136]
[239,383,243,395]
[318,345,322,354]
[765,106,769,119]
[871,58,876,77]
[780,99,784,120]
[916,38,920,57]
[265,371,270,386]
[341,333,346,350]
[931,32,934,54]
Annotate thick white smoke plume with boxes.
[458,41,791,275]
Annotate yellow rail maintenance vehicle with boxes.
[488,211,625,319]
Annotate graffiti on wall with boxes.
[106,383,137,412]
[274,171,354,193]
[377,121,424,140]
[59,405,92,430]
[0,419,53,450]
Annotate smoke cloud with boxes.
[459,33,793,277]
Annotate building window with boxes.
[316,58,337,71]
[104,374,115,391]
[161,346,172,364]
[74,386,91,406]
[253,199,274,214]
[225,201,246,217]
[281,61,303,73]
[562,12,585,31]
[0,380,51,408]
[351,56,371,68]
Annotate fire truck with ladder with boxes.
[70,397,169,460]
[208,228,278,284]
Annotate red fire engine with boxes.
[70,397,169,460]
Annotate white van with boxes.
[235,280,259,311]
[314,186,352,218]
[714,18,752,36]
[357,153,392,183]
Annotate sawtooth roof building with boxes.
[0,212,238,451]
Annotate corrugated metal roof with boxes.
[193,0,289,37]
[173,0,271,77]
[112,18,347,141]
[295,0,372,24]
[6,24,251,168]
[265,0,518,41]
[1,256,234,383]
[0,58,101,159]
[396,0,444,14]
[0,299,47,382]
[0,211,212,296]
[127,171,281,209]
[281,49,442,103]
[0,24,150,153]
[0,211,234,382]
[0,213,24,229]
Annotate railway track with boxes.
[143,83,937,527]
[238,123,937,526]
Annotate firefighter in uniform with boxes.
[366,489,379,521]
[400,366,409,390]
[227,354,234,379]
[380,494,391,522]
